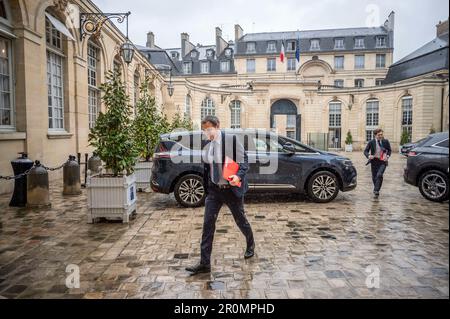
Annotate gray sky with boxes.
[92,0,449,61]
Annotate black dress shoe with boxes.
[185,263,211,274]
[244,244,255,259]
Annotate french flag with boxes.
[280,40,285,63]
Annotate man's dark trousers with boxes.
[200,184,254,266]
[371,159,386,192]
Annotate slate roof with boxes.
[383,34,449,84]
[235,27,392,55]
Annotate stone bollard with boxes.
[27,161,51,208]
[9,153,34,207]
[88,152,102,175]
[63,155,81,196]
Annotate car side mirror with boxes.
[283,142,296,154]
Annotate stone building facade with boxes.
[0,0,167,194]
[143,12,448,152]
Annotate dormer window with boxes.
[334,38,344,49]
[224,48,233,58]
[310,39,320,51]
[200,61,210,74]
[183,62,192,74]
[206,49,215,59]
[267,41,277,53]
[171,51,179,60]
[355,38,365,49]
[246,42,256,53]
[287,40,296,52]
[376,36,387,48]
[190,50,198,59]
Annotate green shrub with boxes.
[89,70,138,176]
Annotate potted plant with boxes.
[344,131,353,152]
[87,70,139,223]
[132,77,166,191]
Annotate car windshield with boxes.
[280,137,316,153]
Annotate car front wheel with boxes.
[174,174,206,208]
[307,171,340,203]
[418,170,449,202]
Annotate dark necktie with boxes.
[211,143,220,184]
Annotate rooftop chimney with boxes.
[436,19,449,37]
[235,24,244,43]
[146,31,155,48]
[181,33,194,57]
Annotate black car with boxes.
[151,129,357,207]
[400,137,427,156]
[404,132,449,202]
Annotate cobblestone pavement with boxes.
[0,153,448,299]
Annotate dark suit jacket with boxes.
[203,131,249,198]
[364,139,392,165]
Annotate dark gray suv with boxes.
[404,132,449,202]
[151,129,357,207]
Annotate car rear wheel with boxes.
[174,174,206,208]
[307,171,339,203]
[418,170,449,202]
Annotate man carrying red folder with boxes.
[186,116,255,275]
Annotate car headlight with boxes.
[336,158,353,167]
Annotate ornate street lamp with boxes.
[80,11,135,64]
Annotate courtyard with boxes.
[0,152,448,299]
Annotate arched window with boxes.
[230,100,241,129]
[0,1,7,20]
[401,96,413,143]
[184,95,191,120]
[88,41,100,129]
[46,12,66,130]
[201,97,215,120]
[366,99,380,142]
[329,101,342,148]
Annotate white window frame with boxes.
[246,42,256,53]
[376,54,386,68]
[246,59,256,73]
[334,56,344,70]
[355,79,365,88]
[334,80,344,88]
[329,102,342,128]
[220,60,230,73]
[200,61,210,74]
[87,42,100,129]
[267,41,277,53]
[287,40,296,52]
[402,96,413,143]
[287,58,296,71]
[267,58,276,72]
[47,50,65,130]
[230,100,241,129]
[201,98,215,120]
[310,39,320,51]
[183,62,192,74]
[185,95,191,119]
[355,38,365,49]
[46,17,65,131]
[376,36,387,48]
[355,55,365,69]
[375,79,384,86]
[334,38,345,49]
[366,99,379,142]
[0,36,14,129]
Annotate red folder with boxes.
[223,156,241,187]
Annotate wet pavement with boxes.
[0,153,448,299]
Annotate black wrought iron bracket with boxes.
[80,12,131,40]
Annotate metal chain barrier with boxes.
[0,159,69,181]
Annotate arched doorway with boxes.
[270,99,301,141]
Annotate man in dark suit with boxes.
[364,128,392,198]
[186,116,255,275]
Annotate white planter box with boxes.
[87,174,137,223]
[345,144,353,152]
[134,161,153,191]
